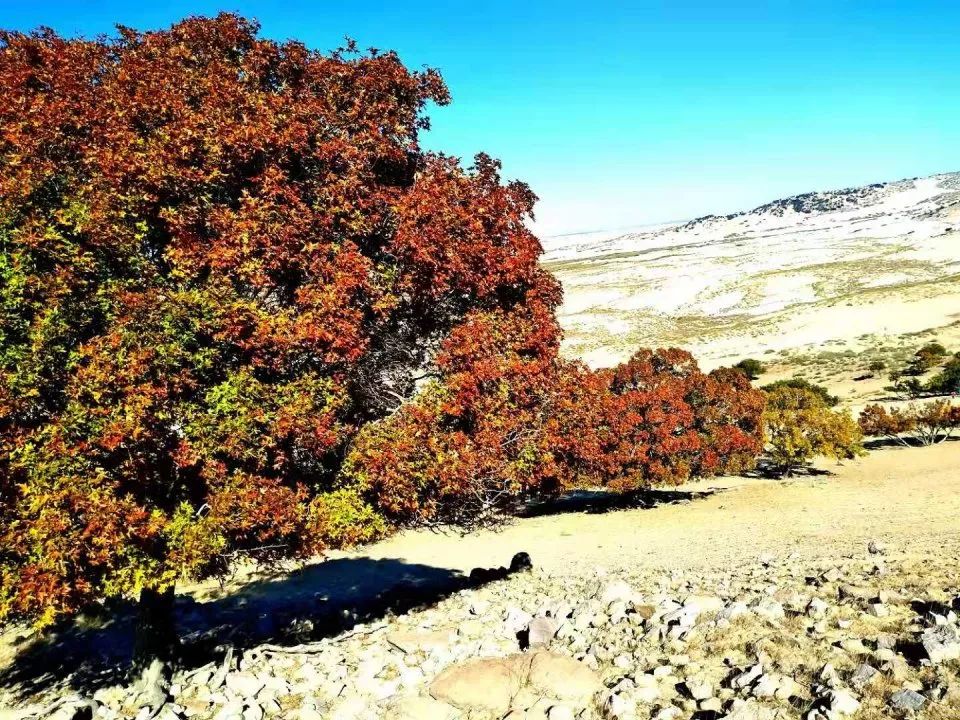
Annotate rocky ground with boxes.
[3,443,960,720]
[6,540,960,720]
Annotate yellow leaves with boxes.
[762,386,864,474]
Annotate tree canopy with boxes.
[0,14,769,640]
[0,13,555,627]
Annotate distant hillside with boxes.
[546,172,960,371]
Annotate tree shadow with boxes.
[0,554,526,703]
[742,459,835,480]
[520,486,716,518]
[863,435,959,451]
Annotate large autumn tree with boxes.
[0,12,551,687]
[0,13,769,704]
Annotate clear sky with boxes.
[3,1,959,240]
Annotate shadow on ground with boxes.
[520,486,716,518]
[863,435,959,451]
[744,460,836,480]
[0,555,519,702]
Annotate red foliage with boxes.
[0,14,546,625]
[347,346,766,525]
[0,14,767,629]
[589,350,764,490]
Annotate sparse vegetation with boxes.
[926,354,960,394]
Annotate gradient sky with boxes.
[3,1,959,240]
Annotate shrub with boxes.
[592,349,766,490]
[859,401,960,446]
[918,341,947,357]
[733,358,766,380]
[888,376,924,400]
[762,386,864,476]
[346,347,767,513]
[926,356,960,395]
[761,377,839,407]
[904,343,947,376]
[867,360,886,373]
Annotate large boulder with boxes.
[430,655,530,715]
[527,651,603,703]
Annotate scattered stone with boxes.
[824,689,860,716]
[602,692,633,719]
[921,624,960,663]
[822,568,843,583]
[839,584,874,601]
[850,663,880,690]
[527,616,560,649]
[510,552,533,573]
[468,599,490,616]
[528,651,603,703]
[807,598,830,618]
[683,678,713,701]
[388,696,459,720]
[224,674,264,699]
[889,688,926,712]
[548,705,576,720]
[867,603,889,618]
[732,663,764,690]
[599,580,637,606]
[752,599,785,621]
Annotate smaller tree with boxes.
[859,401,960,446]
[858,404,917,447]
[926,356,960,395]
[762,386,863,476]
[867,360,886,373]
[733,358,765,380]
[904,343,947,376]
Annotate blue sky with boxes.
[3,2,959,239]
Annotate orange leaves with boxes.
[0,13,545,627]
[0,13,768,632]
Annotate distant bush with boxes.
[859,400,960,446]
[733,358,766,380]
[761,377,839,407]
[903,342,948,376]
[919,342,947,357]
[762,386,864,476]
[926,356,960,395]
[867,360,886,373]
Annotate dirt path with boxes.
[338,441,960,578]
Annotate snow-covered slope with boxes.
[546,173,960,369]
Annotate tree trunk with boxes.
[132,586,178,711]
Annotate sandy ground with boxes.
[231,441,960,601]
